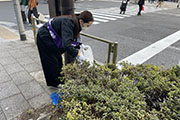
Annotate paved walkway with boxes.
[0,1,178,119]
[0,25,55,120]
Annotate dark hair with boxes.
[72,11,93,38]
[71,14,80,38]
[55,11,93,38]
[78,10,94,23]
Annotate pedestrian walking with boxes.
[137,0,145,16]
[120,0,129,14]
[28,0,39,24]
[20,0,28,23]
[36,11,94,88]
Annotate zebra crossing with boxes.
[77,6,170,25]
[43,5,170,26]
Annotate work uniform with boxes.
[37,16,81,87]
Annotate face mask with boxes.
[81,23,89,31]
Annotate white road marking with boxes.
[93,15,117,20]
[117,30,180,66]
[92,12,124,19]
[94,18,109,22]
[92,10,131,17]
[46,6,170,26]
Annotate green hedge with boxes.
[58,62,180,120]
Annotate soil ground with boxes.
[18,104,63,120]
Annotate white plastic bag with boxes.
[79,44,94,65]
[38,12,46,21]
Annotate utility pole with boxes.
[48,0,75,64]
[61,0,75,64]
[13,0,26,41]
[48,0,74,17]
[60,0,74,15]
[48,0,57,18]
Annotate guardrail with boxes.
[31,16,118,64]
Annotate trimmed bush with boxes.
[56,62,180,120]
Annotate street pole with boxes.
[60,0,75,65]
[48,0,74,17]
[48,0,56,18]
[60,0,74,15]
[13,0,26,41]
[48,0,75,64]
[48,0,62,17]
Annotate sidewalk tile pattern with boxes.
[0,70,12,84]
[0,81,20,100]
[10,71,34,85]
[4,63,24,74]
[28,92,51,109]
[18,80,45,100]
[0,36,51,120]
[0,110,6,120]
[0,94,30,120]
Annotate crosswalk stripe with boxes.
[117,30,180,66]
[44,6,170,26]
[92,10,131,17]
[92,12,124,19]
[95,9,132,17]
[93,15,117,20]
[94,18,109,22]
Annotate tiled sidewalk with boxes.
[0,27,55,120]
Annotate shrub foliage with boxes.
[57,62,180,120]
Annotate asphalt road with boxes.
[0,0,180,68]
